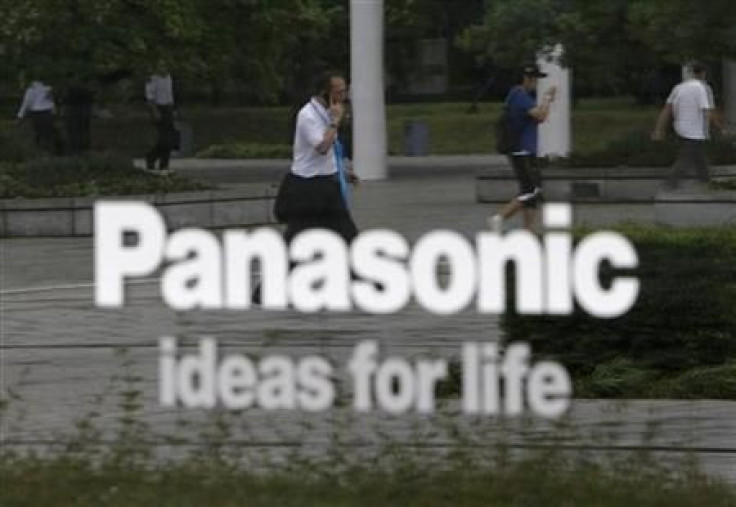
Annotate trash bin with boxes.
[404,120,429,156]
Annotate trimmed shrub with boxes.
[0,153,214,198]
[559,131,736,168]
[712,178,736,190]
[196,143,292,159]
[502,227,736,399]
[0,130,33,163]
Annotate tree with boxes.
[0,0,205,85]
[0,0,339,104]
[458,0,736,96]
[627,0,736,63]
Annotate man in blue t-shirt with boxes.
[488,64,556,232]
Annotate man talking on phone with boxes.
[274,70,360,245]
[253,71,361,306]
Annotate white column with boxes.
[350,0,388,180]
[722,59,736,133]
[538,44,571,158]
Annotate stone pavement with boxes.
[1,172,734,482]
[135,155,506,183]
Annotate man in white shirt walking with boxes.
[144,66,177,173]
[652,62,716,189]
[17,79,63,154]
[274,70,359,244]
[253,71,359,306]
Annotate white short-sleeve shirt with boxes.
[290,99,337,178]
[145,74,175,106]
[17,81,55,118]
[667,79,714,140]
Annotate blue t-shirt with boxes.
[506,86,538,154]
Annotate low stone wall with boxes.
[0,185,277,238]
[655,188,736,227]
[476,165,736,203]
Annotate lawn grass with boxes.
[386,99,659,155]
[0,98,662,159]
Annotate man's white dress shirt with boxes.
[17,81,55,118]
[290,98,337,178]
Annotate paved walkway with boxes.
[134,155,506,183]
[1,173,734,482]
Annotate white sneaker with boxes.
[487,214,503,233]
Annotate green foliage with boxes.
[0,99,678,160]
[3,454,735,506]
[2,328,736,504]
[0,130,33,163]
[503,227,736,399]
[579,358,657,398]
[0,0,205,81]
[1,363,734,507]
[712,178,736,191]
[459,0,736,95]
[196,143,292,159]
[653,362,736,399]
[0,0,342,104]
[574,359,736,399]
[627,0,736,63]
[457,0,561,68]
[0,153,213,198]
[561,132,736,168]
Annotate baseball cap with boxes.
[522,64,548,78]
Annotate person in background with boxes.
[17,78,64,155]
[487,64,556,233]
[145,65,177,174]
[652,61,717,189]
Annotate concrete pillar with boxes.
[537,44,571,158]
[350,0,388,180]
[722,58,736,133]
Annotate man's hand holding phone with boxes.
[328,92,345,127]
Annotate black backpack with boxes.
[494,102,520,155]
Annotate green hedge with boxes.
[0,153,214,198]
[502,227,736,399]
[559,131,736,168]
[0,129,33,163]
[712,178,736,190]
[196,142,292,159]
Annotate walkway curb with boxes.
[476,166,736,203]
[0,185,277,238]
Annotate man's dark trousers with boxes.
[29,110,63,155]
[146,105,175,170]
[667,136,710,189]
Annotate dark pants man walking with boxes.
[653,62,716,189]
[667,137,710,189]
[146,105,175,171]
[29,111,63,155]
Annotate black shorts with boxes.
[508,154,542,209]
